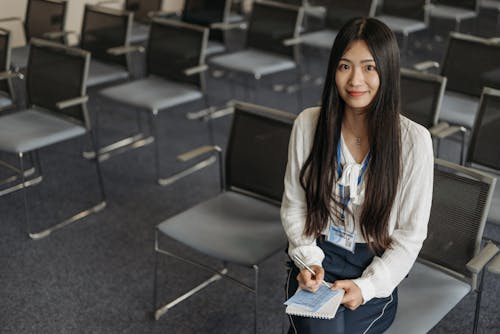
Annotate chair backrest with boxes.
[147,18,208,89]
[80,5,132,68]
[225,101,295,203]
[0,28,14,104]
[125,0,163,23]
[181,0,231,43]
[419,159,496,290]
[246,0,303,59]
[382,0,429,22]
[442,33,500,97]
[27,39,90,128]
[400,68,447,128]
[24,0,67,43]
[467,87,500,171]
[432,0,477,11]
[325,0,377,30]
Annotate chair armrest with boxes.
[177,145,221,162]
[210,21,247,30]
[487,253,500,274]
[0,71,24,80]
[428,122,450,136]
[413,61,440,72]
[42,30,78,40]
[466,241,499,273]
[56,95,89,110]
[0,17,22,23]
[107,45,145,56]
[432,125,466,139]
[283,37,303,46]
[209,106,234,120]
[184,64,208,76]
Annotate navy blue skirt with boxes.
[285,238,398,334]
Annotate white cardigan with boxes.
[281,107,434,303]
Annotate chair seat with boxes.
[377,15,427,35]
[209,49,296,78]
[300,29,337,49]
[429,5,478,20]
[439,92,479,128]
[0,109,86,153]
[86,59,129,88]
[99,76,203,111]
[129,22,150,44]
[157,191,286,266]
[0,95,13,109]
[206,40,226,56]
[386,261,471,334]
[10,45,29,70]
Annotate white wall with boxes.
[0,0,184,46]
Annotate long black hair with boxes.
[299,17,402,255]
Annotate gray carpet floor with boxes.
[1,8,500,334]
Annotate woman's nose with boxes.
[349,68,364,86]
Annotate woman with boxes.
[281,17,434,333]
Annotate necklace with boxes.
[343,120,365,147]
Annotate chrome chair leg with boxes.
[253,264,259,334]
[83,104,154,162]
[148,111,217,187]
[0,151,42,197]
[27,132,107,240]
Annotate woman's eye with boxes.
[338,64,349,70]
[366,65,376,71]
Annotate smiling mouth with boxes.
[348,91,366,97]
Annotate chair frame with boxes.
[153,101,295,333]
[387,158,497,334]
[11,38,106,239]
[96,18,218,187]
[209,0,304,111]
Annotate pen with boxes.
[293,255,332,289]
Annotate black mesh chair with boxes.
[0,39,106,239]
[401,68,446,129]
[80,5,136,89]
[298,0,377,50]
[437,33,500,129]
[428,0,479,32]
[125,0,163,44]
[208,1,303,108]
[0,28,17,112]
[376,0,429,55]
[387,159,498,334]
[98,18,215,186]
[153,102,294,333]
[2,0,68,71]
[181,0,234,56]
[399,68,458,156]
[466,87,500,226]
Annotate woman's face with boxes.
[335,40,380,113]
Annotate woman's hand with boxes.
[297,265,325,293]
[333,280,363,310]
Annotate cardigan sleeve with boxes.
[281,111,325,268]
[353,124,434,303]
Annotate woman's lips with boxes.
[348,91,366,97]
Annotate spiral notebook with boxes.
[284,285,344,319]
